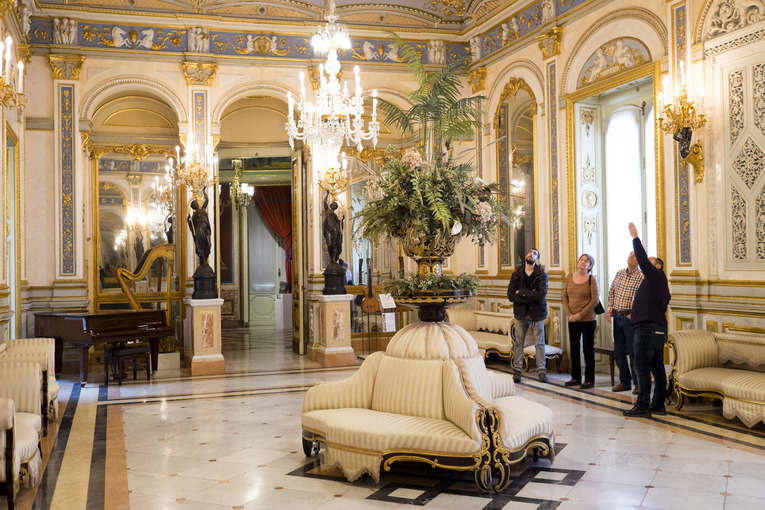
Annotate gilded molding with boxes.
[80,131,93,155]
[467,67,486,93]
[48,54,85,80]
[182,61,218,86]
[346,146,386,163]
[512,153,533,167]
[493,78,537,132]
[80,76,188,123]
[90,143,175,160]
[537,27,562,60]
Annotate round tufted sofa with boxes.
[301,320,555,492]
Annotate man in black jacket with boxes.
[507,248,549,383]
[624,222,671,417]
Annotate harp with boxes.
[116,243,175,313]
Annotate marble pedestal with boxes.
[307,294,355,367]
[184,297,226,375]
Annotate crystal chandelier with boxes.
[230,159,255,211]
[285,0,380,153]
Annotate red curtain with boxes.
[253,186,293,292]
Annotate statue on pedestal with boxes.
[187,189,211,265]
[321,190,346,295]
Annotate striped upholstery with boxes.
[445,308,477,330]
[714,332,765,368]
[442,360,482,439]
[487,370,516,399]
[303,408,481,482]
[0,398,20,485]
[1,352,59,420]
[371,357,445,420]
[386,321,479,359]
[446,309,512,357]
[302,351,383,413]
[677,367,730,392]
[454,356,493,403]
[7,338,56,373]
[670,330,718,375]
[493,396,555,451]
[0,362,42,417]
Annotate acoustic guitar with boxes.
[361,257,380,313]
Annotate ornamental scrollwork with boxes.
[731,185,747,260]
[732,137,765,189]
[729,69,744,148]
[707,0,765,40]
[756,187,765,260]
[753,63,765,138]
[578,38,648,89]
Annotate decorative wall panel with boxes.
[59,84,76,275]
[548,61,560,267]
[497,104,511,270]
[673,2,692,265]
[729,70,744,147]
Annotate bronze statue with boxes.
[187,189,211,265]
[322,191,343,265]
[134,231,145,263]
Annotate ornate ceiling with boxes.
[34,0,507,31]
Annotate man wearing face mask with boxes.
[507,248,549,383]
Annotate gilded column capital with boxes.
[182,61,218,86]
[49,54,85,80]
[468,67,487,94]
[0,0,13,17]
[537,27,563,60]
[18,44,31,68]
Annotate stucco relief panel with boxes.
[754,63,765,137]
[731,185,747,260]
[732,137,765,189]
[729,69,744,147]
[757,187,765,260]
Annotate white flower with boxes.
[475,201,493,223]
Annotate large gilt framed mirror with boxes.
[495,78,538,274]
[91,145,185,313]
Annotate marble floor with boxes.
[7,326,765,510]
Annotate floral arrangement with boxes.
[360,146,503,247]
[357,32,508,296]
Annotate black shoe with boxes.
[513,370,522,383]
[650,407,667,415]
[623,406,652,417]
[538,373,548,383]
[564,379,580,387]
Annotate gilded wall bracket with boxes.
[685,141,704,183]
[468,67,486,93]
[536,27,563,60]
[182,62,218,86]
[49,54,85,80]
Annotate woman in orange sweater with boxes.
[562,254,600,389]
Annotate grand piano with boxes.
[35,310,174,385]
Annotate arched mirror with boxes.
[495,78,538,273]
[92,148,182,310]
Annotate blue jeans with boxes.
[633,325,668,409]
[513,319,546,374]
[613,314,636,386]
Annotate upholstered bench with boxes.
[302,321,555,492]
[523,344,563,373]
[669,330,765,427]
[445,309,513,358]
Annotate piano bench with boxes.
[104,345,151,386]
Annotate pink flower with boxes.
[401,148,424,169]
[475,201,492,223]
